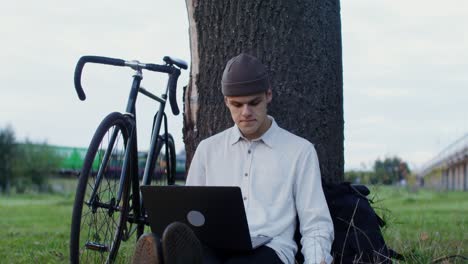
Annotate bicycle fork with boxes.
[84,123,137,254]
[86,126,132,215]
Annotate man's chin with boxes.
[239,128,256,137]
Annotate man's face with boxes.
[224,89,272,140]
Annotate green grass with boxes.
[370,185,467,263]
[0,182,466,263]
[0,192,74,263]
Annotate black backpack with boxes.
[295,182,403,263]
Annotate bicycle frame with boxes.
[87,66,174,222]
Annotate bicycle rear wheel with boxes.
[153,134,177,186]
[70,112,133,264]
[135,133,177,238]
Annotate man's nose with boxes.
[241,105,252,116]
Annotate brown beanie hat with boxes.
[221,53,270,96]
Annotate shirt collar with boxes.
[229,116,277,148]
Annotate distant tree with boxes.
[12,140,63,193]
[373,156,410,185]
[0,125,16,194]
[344,170,360,183]
[344,170,374,184]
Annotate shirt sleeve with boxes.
[294,144,334,264]
[185,141,207,186]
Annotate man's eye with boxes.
[249,101,260,106]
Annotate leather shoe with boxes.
[132,233,163,264]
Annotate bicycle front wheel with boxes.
[70,112,133,264]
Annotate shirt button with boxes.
[248,150,251,154]
[243,197,247,200]
[244,173,248,177]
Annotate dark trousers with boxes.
[202,245,284,264]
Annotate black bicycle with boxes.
[69,55,187,263]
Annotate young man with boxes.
[133,54,334,264]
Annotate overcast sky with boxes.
[1,0,467,171]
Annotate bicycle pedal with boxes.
[85,241,109,252]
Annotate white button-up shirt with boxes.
[186,117,334,264]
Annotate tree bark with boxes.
[184,0,343,183]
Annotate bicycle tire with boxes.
[136,133,177,238]
[70,112,133,264]
[153,134,177,186]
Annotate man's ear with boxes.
[266,89,273,103]
[224,96,229,106]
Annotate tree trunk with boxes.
[184,0,343,183]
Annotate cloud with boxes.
[342,0,468,169]
[0,0,190,154]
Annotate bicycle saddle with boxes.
[163,56,188,70]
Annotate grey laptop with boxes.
[140,185,272,251]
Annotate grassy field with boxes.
[0,192,73,263]
[0,181,466,263]
[371,186,467,263]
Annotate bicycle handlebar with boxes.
[74,55,185,115]
[167,69,181,115]
[74,56,126,100]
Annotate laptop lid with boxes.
[140,185,261,251]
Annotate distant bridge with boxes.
[418,133,468,191]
